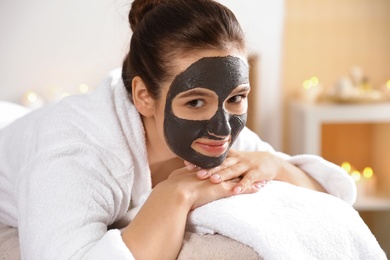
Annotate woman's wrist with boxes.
[122,181,192,259]
[154,180,194,211]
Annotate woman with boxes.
[0,0,355,259]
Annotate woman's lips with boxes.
[194,139,230,157]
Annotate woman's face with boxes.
[156,50,250,168]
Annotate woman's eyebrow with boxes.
[232,84,251,93]
[177,89,215,98]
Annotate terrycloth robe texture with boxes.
[187,181,387,260]
[0,69,358,259]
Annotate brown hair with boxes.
[122,0,246,100]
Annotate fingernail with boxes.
[233,186,242,194]
[186,164,197,171]
[254,181,268,189]
[253,183,262,190]
[197,169,208,177]
[210,174,221,181]
[260,180,268,187]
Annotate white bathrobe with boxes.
[0,69,360,259]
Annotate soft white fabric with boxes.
[0,101,31,129]
[287,154,357,204]
[0,70,144,259]
[232,128,357,205]
[0,69,357,259]
[187,181,386,260]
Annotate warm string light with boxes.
[387,79,390,90]
[341,162,376,197]
[362,167,373,178]
[300,76,322,103]
[341,162,351,173]
[351,170,361,182]
[21,83,92,109]
[21,91,44,109]
[79,83,89,93]
[303,76,319,90]
[26,91,38,103]
[341,162,374,181]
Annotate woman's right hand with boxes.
[122,165,242,260]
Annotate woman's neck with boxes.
[141,115,183,187]
[149,157,184,187]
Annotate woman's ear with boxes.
[132,76,155,117]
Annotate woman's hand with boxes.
[185,149,325,194]
[185,150,276,194]
[165,165,241,209]
[122,165,241,260]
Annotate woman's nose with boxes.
[206,109,231,137]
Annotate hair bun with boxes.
[129,0,165,32]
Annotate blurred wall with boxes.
[0,0,131,102]
[283,0,390,152]
[283,0,390,99]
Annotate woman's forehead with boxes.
[170,49,248,76]
[167,55,249,100]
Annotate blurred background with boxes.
[282,1,390,255]
[0,0,389,254]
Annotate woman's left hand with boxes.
[184,149,325,194]
[185,149,282,194]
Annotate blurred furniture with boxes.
[246,54,261,136]
[289,101,390,211]
[289,101,390,156]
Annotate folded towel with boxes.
[186,181,387,260]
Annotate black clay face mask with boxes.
[164,56,249,168]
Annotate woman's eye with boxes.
[228,94,246,103]
[186,99,205,108]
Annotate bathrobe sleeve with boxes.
[232,127,357,205]
[5,71,150,259]
[16,143,135,260]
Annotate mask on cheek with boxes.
[163,56,249,169]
